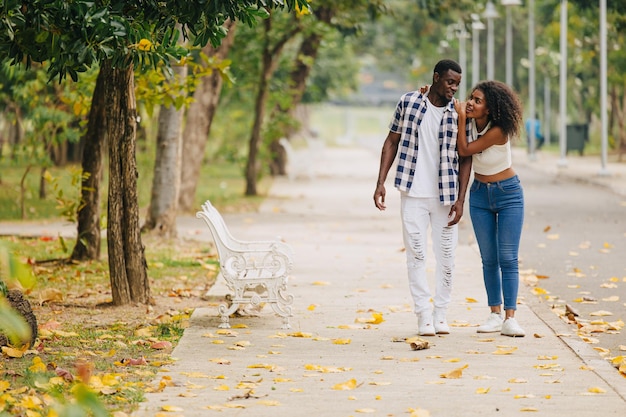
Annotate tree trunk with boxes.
[142,62,187,238]
[245,16,301,196]
[70,67,108,261]
[105,60,150,305]
[39,167,47,199]
[178,20,237,212]
[268,6,332,176]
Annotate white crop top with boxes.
[470,120,512,176]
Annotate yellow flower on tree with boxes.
[137,38,153,51]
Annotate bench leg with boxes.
[217,300,239,329]
[268,282,294,329]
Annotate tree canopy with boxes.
[0,0,306,81]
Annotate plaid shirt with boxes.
[389,90,472,206]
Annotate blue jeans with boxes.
[469,176,524,311]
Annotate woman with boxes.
[454,80,526,337]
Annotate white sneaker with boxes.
[418,312,435,336]
[476,312,503,333]
[501,318,525,337]
[433,309,450,334]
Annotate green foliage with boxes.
[135,50,234,117]
[0,243,35,346]
[45,167,90,223]
[0,243,36,291]
[0,0,309,82]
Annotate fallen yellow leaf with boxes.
[29,357,47,373]
[476,387,490,394]
[247,363,275,370]
[161,405,183,412]
[288,332,312,338]
[493,347,518,355]
[409,408,431,417]
[1,345,27,358]
[440,364,468,379]
[590,310,613,317]
[332,378,358,390]
[587,387,606,394]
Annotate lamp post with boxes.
[501,0,522,86]
[528,0,537,161]
[599,0,609,175]
[456,22,470,99]
[558,0,568,167]
[471,14,485,86]
[484,1,499,80]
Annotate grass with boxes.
[1,233,219,416]
[0,123,273,415]
[0,140,269,222]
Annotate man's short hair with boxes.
[433,59,462,76]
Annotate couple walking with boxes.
[373,59,526,338]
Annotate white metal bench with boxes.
[196,201,294,329]
[278,138,315,181]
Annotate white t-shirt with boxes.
[408,101,444,197]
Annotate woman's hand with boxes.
[419,84,430,94]
[454,99,466,117]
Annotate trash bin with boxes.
[566,124,588,155]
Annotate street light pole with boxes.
[484,1,499,80]
[502,0,522,86]
[457,22,470,99]
[471,14,485,86]
[599,0,609,175]
[528,0,537,161]
[558,0,568,167]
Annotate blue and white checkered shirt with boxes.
[389,90,472,206]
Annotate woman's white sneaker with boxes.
[476,312,503,333]
[501,318,525,337]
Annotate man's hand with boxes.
[374,184,387,211]
[447,201,464,226]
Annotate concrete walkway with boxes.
[130,145,625,417]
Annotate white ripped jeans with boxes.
[400,195,458,315]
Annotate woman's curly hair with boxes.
[473,80,523,140]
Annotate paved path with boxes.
[129,145,625,417]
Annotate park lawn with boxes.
[0,233,224,416]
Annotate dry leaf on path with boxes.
[332,378,359,390]
[440,364,468,379]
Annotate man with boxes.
[373,59,472,336]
